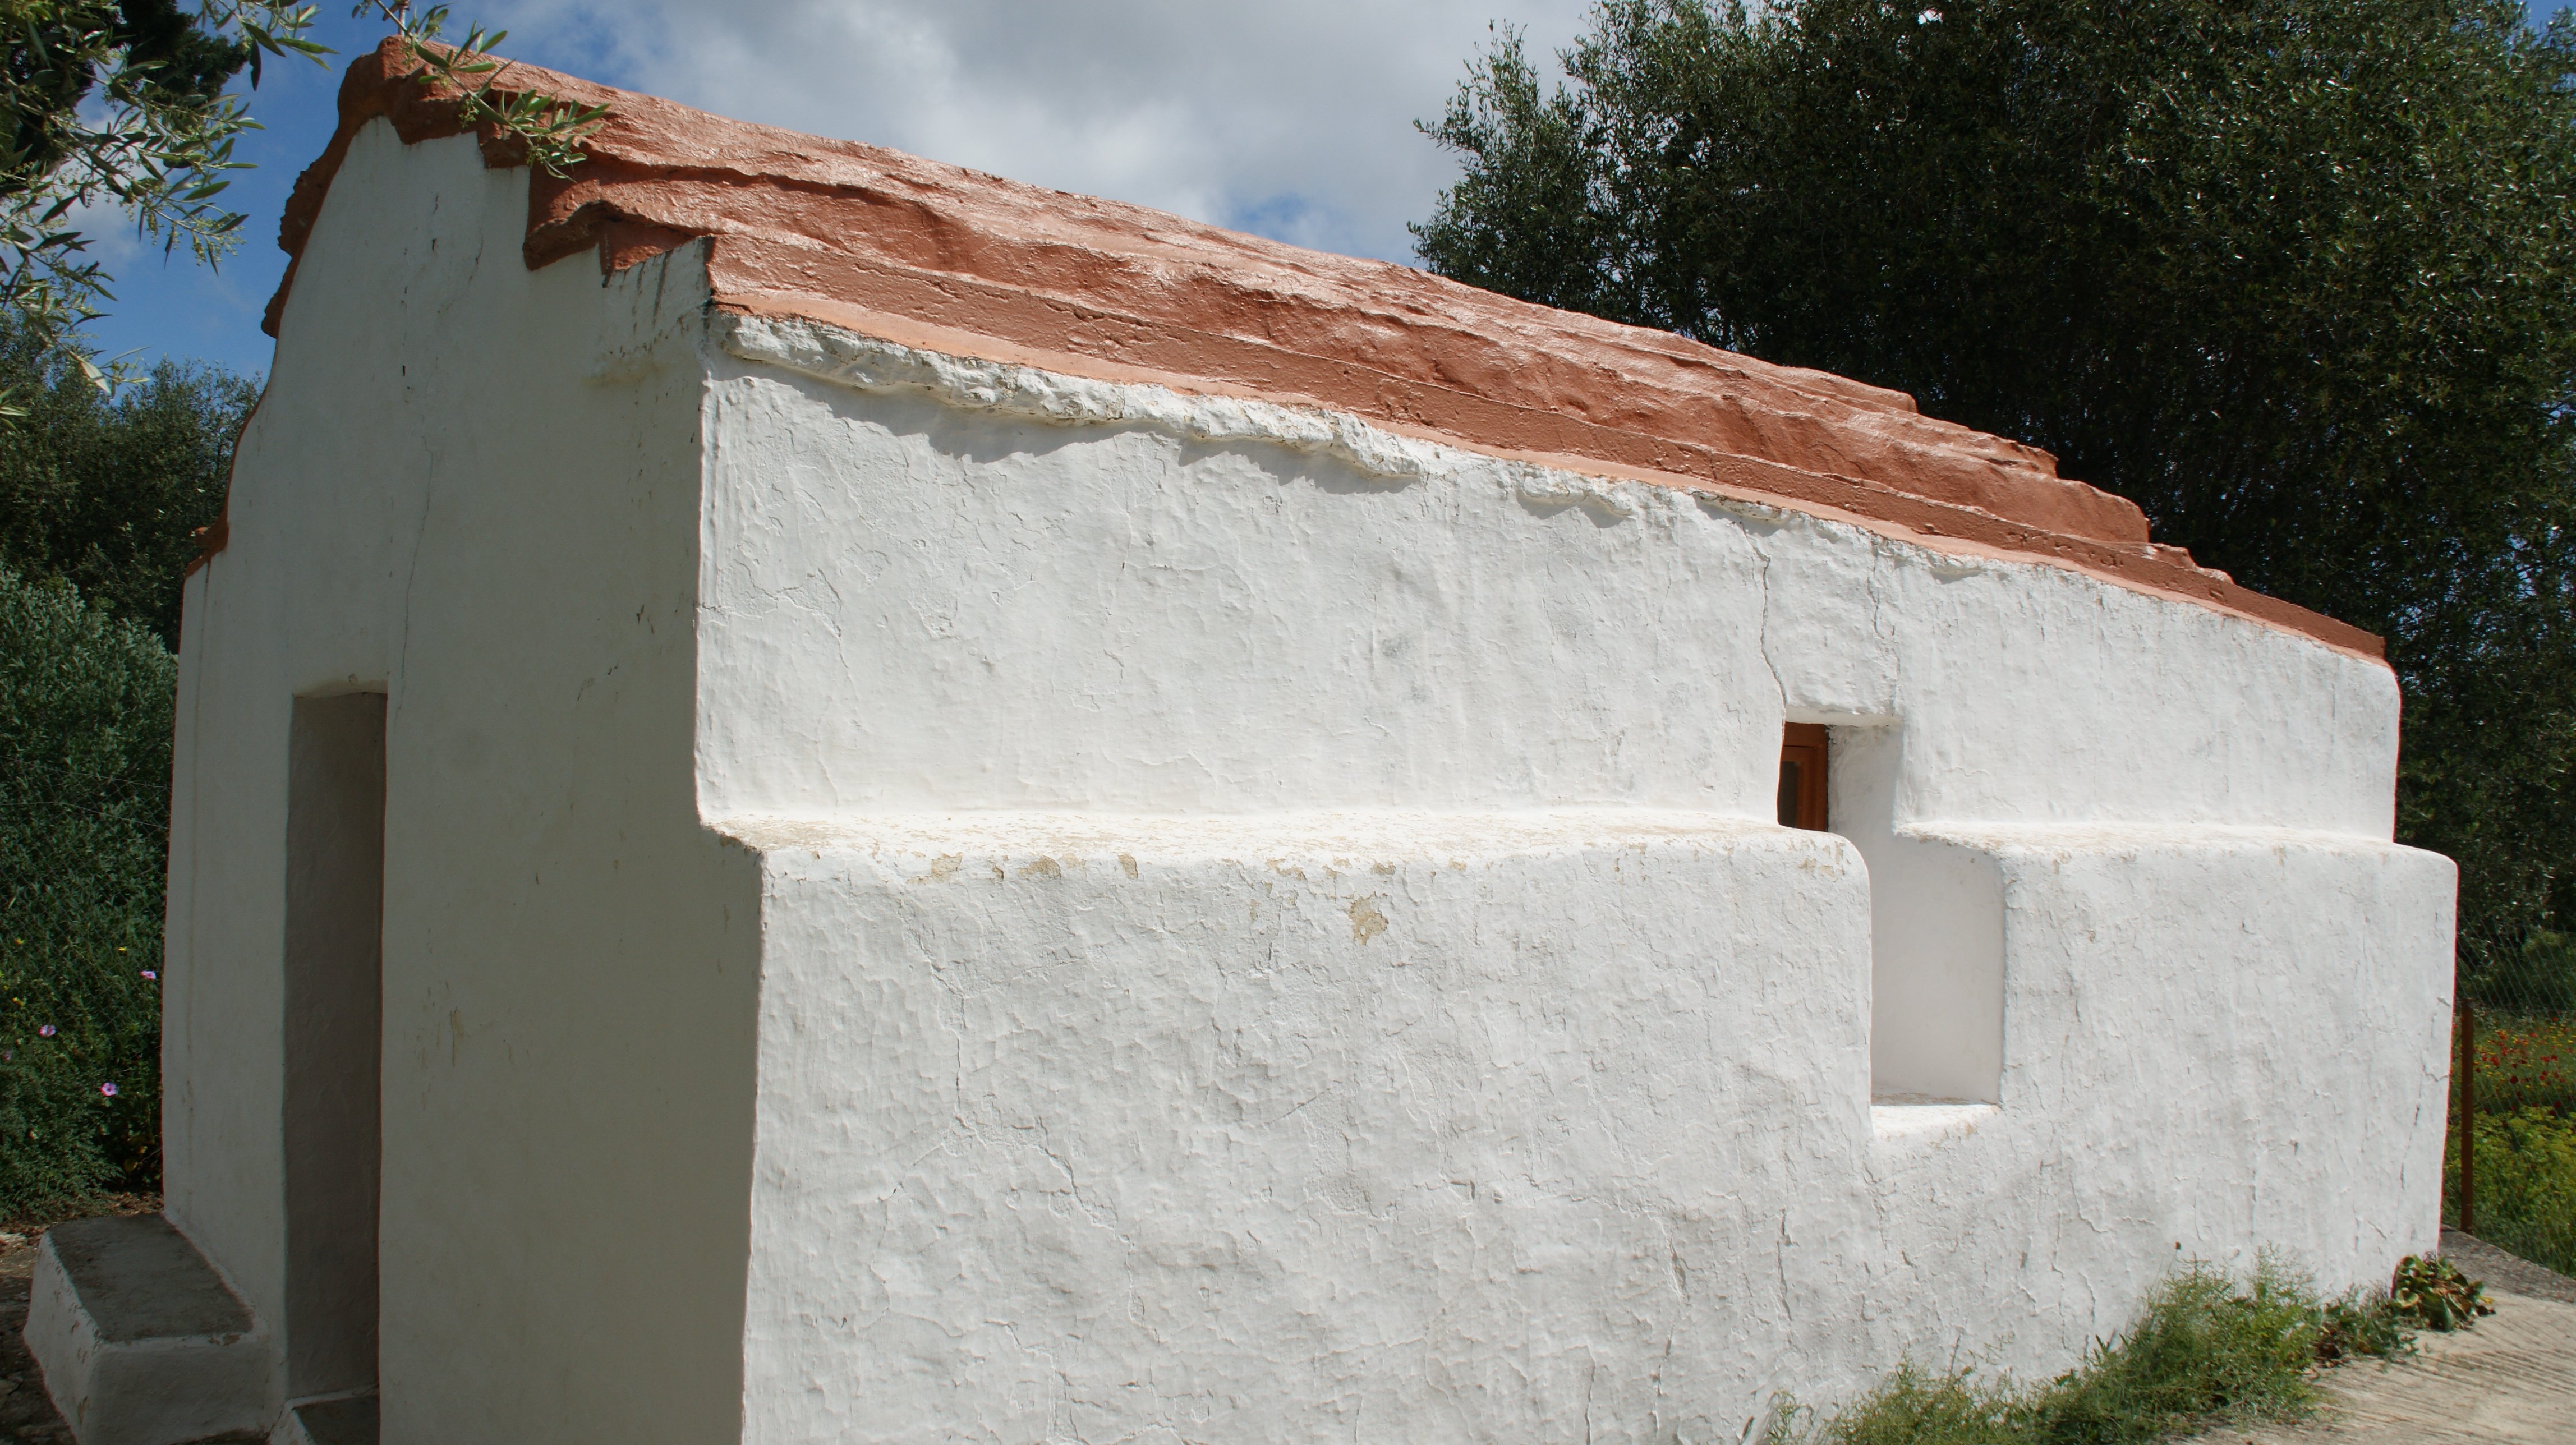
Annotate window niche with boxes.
[1779,721,2005,1107]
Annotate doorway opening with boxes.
[282,691,385,1400]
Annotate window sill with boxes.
[1871,1098,1999,1147]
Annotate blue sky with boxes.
[71,1,2576,383]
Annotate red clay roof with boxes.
[261,39,2380,659]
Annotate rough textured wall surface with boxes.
[732,814,1870,1445]
[167,111,2450,1445]
[168,123,759,1441]
[697,315,2453,1442]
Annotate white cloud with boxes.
[62,194,148,275]
[495,0,1597,264]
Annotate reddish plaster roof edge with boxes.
[238,39,2383,662]
[718,294,2387,665]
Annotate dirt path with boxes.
[2196,1232,2576,1445]
[2440,1230,2576,1310]
[2211,1290,2576,1444]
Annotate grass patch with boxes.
[1758,1257,2468,1445]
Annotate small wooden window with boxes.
[1778,722,1828,831]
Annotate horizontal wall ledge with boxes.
[709,807,1847,871]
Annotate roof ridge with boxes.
[252,38,2381,661]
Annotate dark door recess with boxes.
[283,692,385,1402]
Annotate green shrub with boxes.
[1763,1259,2423,1445]
[0,564,173,1218]
[2472,1107,2576,1276]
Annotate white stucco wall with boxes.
[700,317,2452,1442]
[164,116,2452,1445]
[730,812,1872,1444]
[698,315,2400,836]
[167,123,758,1441]
[1869,823,2451,1336]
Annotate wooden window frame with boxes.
[1778,722,1829,831]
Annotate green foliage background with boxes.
[1415,0,2576,978]
[0,325,254,645]
[0,564,175,1212]
[0,335,249,1217]
[2472,1107,2576,1273]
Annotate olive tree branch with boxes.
[0,2,330,414]
[352,2,608,178]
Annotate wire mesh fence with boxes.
[2450,935,2576,1274]
[2467,935,2576,1107]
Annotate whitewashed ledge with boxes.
[1873,1098,2002,1147]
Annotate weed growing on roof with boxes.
[1755,1258,2437,1445]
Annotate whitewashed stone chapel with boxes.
[26,40,2453,1445]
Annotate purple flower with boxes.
[37,1024,55,1037]
[98,1082,117,1097]
[140,970,156,981]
